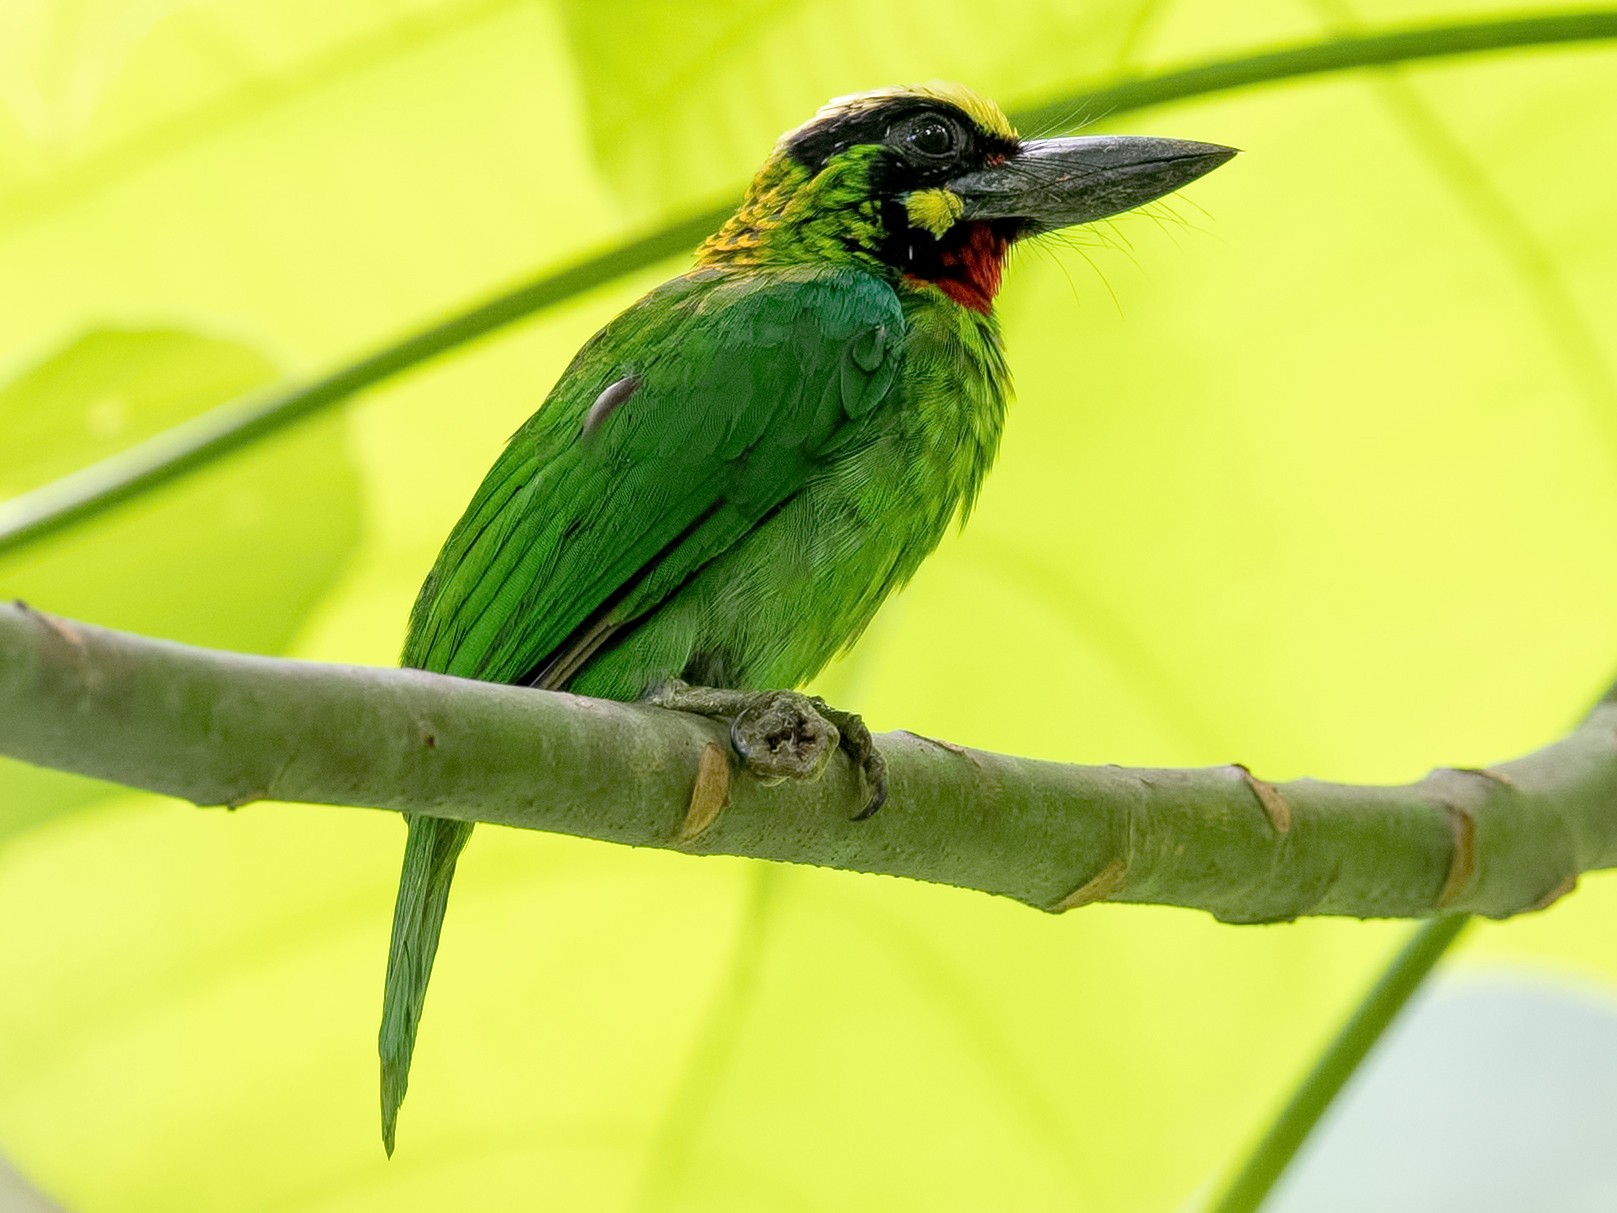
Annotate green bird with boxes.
[380,82,1233,1151]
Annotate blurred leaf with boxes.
[556,0,1160,216]
[0,328,360,840]
[0,328,272,493]
[1,4,1616,1213]
[0,0,189,153]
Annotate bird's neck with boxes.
[900,223,1008,314]
[698,153,880,270]
[700,153,1009,316]
[894,282,1011,528]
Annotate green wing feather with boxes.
[403,265,900,685]
[380,265,902,1151]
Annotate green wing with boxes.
[402,266,902,686]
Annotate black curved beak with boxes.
[947,136,1237,233]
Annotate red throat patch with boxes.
[910,222,1008,313]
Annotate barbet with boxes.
[380,82,1233,1150]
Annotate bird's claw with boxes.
[728,690,838,783]
[645,679,886,818]
[805,696,888,819]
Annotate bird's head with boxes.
[699,83,1235,312]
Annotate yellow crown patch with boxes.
[808,82,1019,142]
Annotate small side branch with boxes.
[2,602,1613,922]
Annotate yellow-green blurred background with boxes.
[3,2,1617,1210]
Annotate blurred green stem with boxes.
[3,10,1616,557]
[1205,915,1470,1213]
[0,219,720,555]
[1017,11,1617,132]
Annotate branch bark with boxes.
[2,601,1611,922]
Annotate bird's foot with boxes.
[644,679,887,819]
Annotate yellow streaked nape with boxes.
[905,188,964,237]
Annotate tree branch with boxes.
[2,601,1611,922]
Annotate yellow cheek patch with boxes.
[906,188,964,237]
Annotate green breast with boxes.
[567,276,1011,699]
[891,281,1011,533]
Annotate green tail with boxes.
[379,813,474,1154]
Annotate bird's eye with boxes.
[896,115,960,161]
